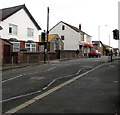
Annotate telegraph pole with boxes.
[46,7,49,61]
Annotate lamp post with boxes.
[98,25,100,41]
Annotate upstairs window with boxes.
[9,24,18,35]
[61,36,65,40]
[27,28,34,38]
[62,25,65,30]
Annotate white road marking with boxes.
[1,68,82,103]
[0,90,42,103]
[2,75,23,83]
[2,67,56,83]
[5,63,104,114]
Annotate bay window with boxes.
[25,43,36,52]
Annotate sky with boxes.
[0,0,119,48]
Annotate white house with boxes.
[49,21,93,55]
[0,4,41,52]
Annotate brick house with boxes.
[0,4,41,52]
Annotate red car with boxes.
[88,50,101,58]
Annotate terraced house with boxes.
[0,4,41,52]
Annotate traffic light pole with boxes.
[46,7,49,61]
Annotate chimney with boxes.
[79,24,81,31]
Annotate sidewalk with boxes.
[1,58,69,71]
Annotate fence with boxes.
[2,50,83,67]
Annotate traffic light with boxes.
[113,29,119,40]
[41,32,46,42]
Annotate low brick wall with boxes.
[2,50,82,65]
[60,50,81,59]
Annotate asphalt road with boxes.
[15,59,119,114]
[2,56,118,113]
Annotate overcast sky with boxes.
[0,0,119,48]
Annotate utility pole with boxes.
[46,7,49,61]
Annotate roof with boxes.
[103,44,113,48]
[0,38,13,45]
[1,4,41,30]
[92,41,104,45]
[49,21,92,37]
[39,34,60,42]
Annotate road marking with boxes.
[2,67,56,83]
[2,75,23,83]
[5,63,104,114]
[1,90,42,103]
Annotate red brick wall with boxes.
[2,40,13,57]
[20,41,25,49]
[36,42,39,51]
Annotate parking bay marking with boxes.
[5,63,104,114]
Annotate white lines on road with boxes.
[0,90,42,103]
[41,68,83,92]
[1,68,83,103]
[5,63,104,114]
[2,67,56,83]
[2,75,23,83]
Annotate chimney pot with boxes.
[79,24,81,31]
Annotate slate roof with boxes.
[49,21,91,37]
[1,4,41,30]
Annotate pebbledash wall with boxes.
[0,8,39,42]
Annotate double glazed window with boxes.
[9,24,18,35]
[12,42,20,52]
[25,43,36,52]
[27,28,34,38]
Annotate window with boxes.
[12,42,20,52]
[9,24,18,35]
[39,45,44,52]
[27,28,34,37]
[62,25,65,30]
[61,36,65,40]
[25,43,36,52]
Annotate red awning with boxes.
[84,44,94,47]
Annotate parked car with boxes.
[88,50,101,58]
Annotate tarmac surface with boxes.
[6,59,119,114]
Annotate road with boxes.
[2,56,118,113]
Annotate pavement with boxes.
[11,57,119,113]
